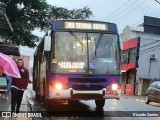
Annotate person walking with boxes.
[5,75,12,100]
[11,58,30,113]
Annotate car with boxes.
[145,81,160,104]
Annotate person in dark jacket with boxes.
[11,58,31,113]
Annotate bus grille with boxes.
[71,94,103,99]
[68,78,107,83]
[72,85,103,91]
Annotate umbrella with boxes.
[0,52,21,78]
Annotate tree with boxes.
[0,0,93,47]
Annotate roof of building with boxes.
[130,26,144,32]
[0,44,20,56]
[0,9,13,32]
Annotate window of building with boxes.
[122,51,129,64]
[129,48,137,63]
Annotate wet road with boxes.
[28,91,160,120]
[0,85,159,120]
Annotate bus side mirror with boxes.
[44,36,51,51]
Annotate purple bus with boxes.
[33,19,121,108]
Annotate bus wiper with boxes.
[69,31,83,51]
[69,32,83,45]
[95,34,103,56]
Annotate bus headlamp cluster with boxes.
[51,82,69,90]
[112,84,118,90]
[55,83,63,90]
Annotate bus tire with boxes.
[46,99,53,110]
[95,100,105,108]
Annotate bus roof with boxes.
[51,19,118,34]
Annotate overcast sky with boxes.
[47,0,160,32]
[22,0,160,66]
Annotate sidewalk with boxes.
[3,90,32,120]
[121,94,146,103]
[121,94,160,107]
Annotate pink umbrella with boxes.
[0,52,21,78]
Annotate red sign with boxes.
[121,63,136,71]
[123,37,138,51]
[125,84,134,95]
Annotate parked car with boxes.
[145,81,160,104]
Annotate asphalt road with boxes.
[27,88,160,120]
[0,85,159,120]
[30,98,160,120]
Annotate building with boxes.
[0,7,20,56]
[13,56,30,69]
[0,7,13,32]
[121,16,160,96]
[121,37,140,95]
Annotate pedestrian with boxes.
[11,58,31,113]
[5,75,12,100]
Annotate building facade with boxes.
[121,37,140,95]
[121,20,160,96]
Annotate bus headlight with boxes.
[112,84,118,90]
[55,83,63,90]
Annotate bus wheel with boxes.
[46,99,53,110]
[95,100,105,108]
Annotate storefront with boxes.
[121,37,140,95]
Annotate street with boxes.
[1,0,160,120]
[0,84,159,120]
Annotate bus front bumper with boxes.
[48,87,120,100]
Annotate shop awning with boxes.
[121,70,127,73]
[0,11,13,32]
[121,64,136,72]
[0,44,20,56]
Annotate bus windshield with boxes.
[54,32,120,74]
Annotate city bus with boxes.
[33,19,121,108]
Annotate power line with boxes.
[132,9,160,26]
[101,1,130,21]
[108,0,140,21]
[139,43,160,53]
[140,40,160,48]
[132,1,160,26]
[155,0,160,4]
[113,0,147,22]
[118,0,160,27]
[120,0,156,15]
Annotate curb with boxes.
[135,99,160,107]
[135,99,145,103]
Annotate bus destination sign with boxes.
[64,22,108,30]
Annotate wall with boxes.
[13,56,30,69]
[121,26,160,80]
[121,26,160,95]
[136,32,160,80]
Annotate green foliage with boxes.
[0,0,93,47]
[49,6,93,19]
